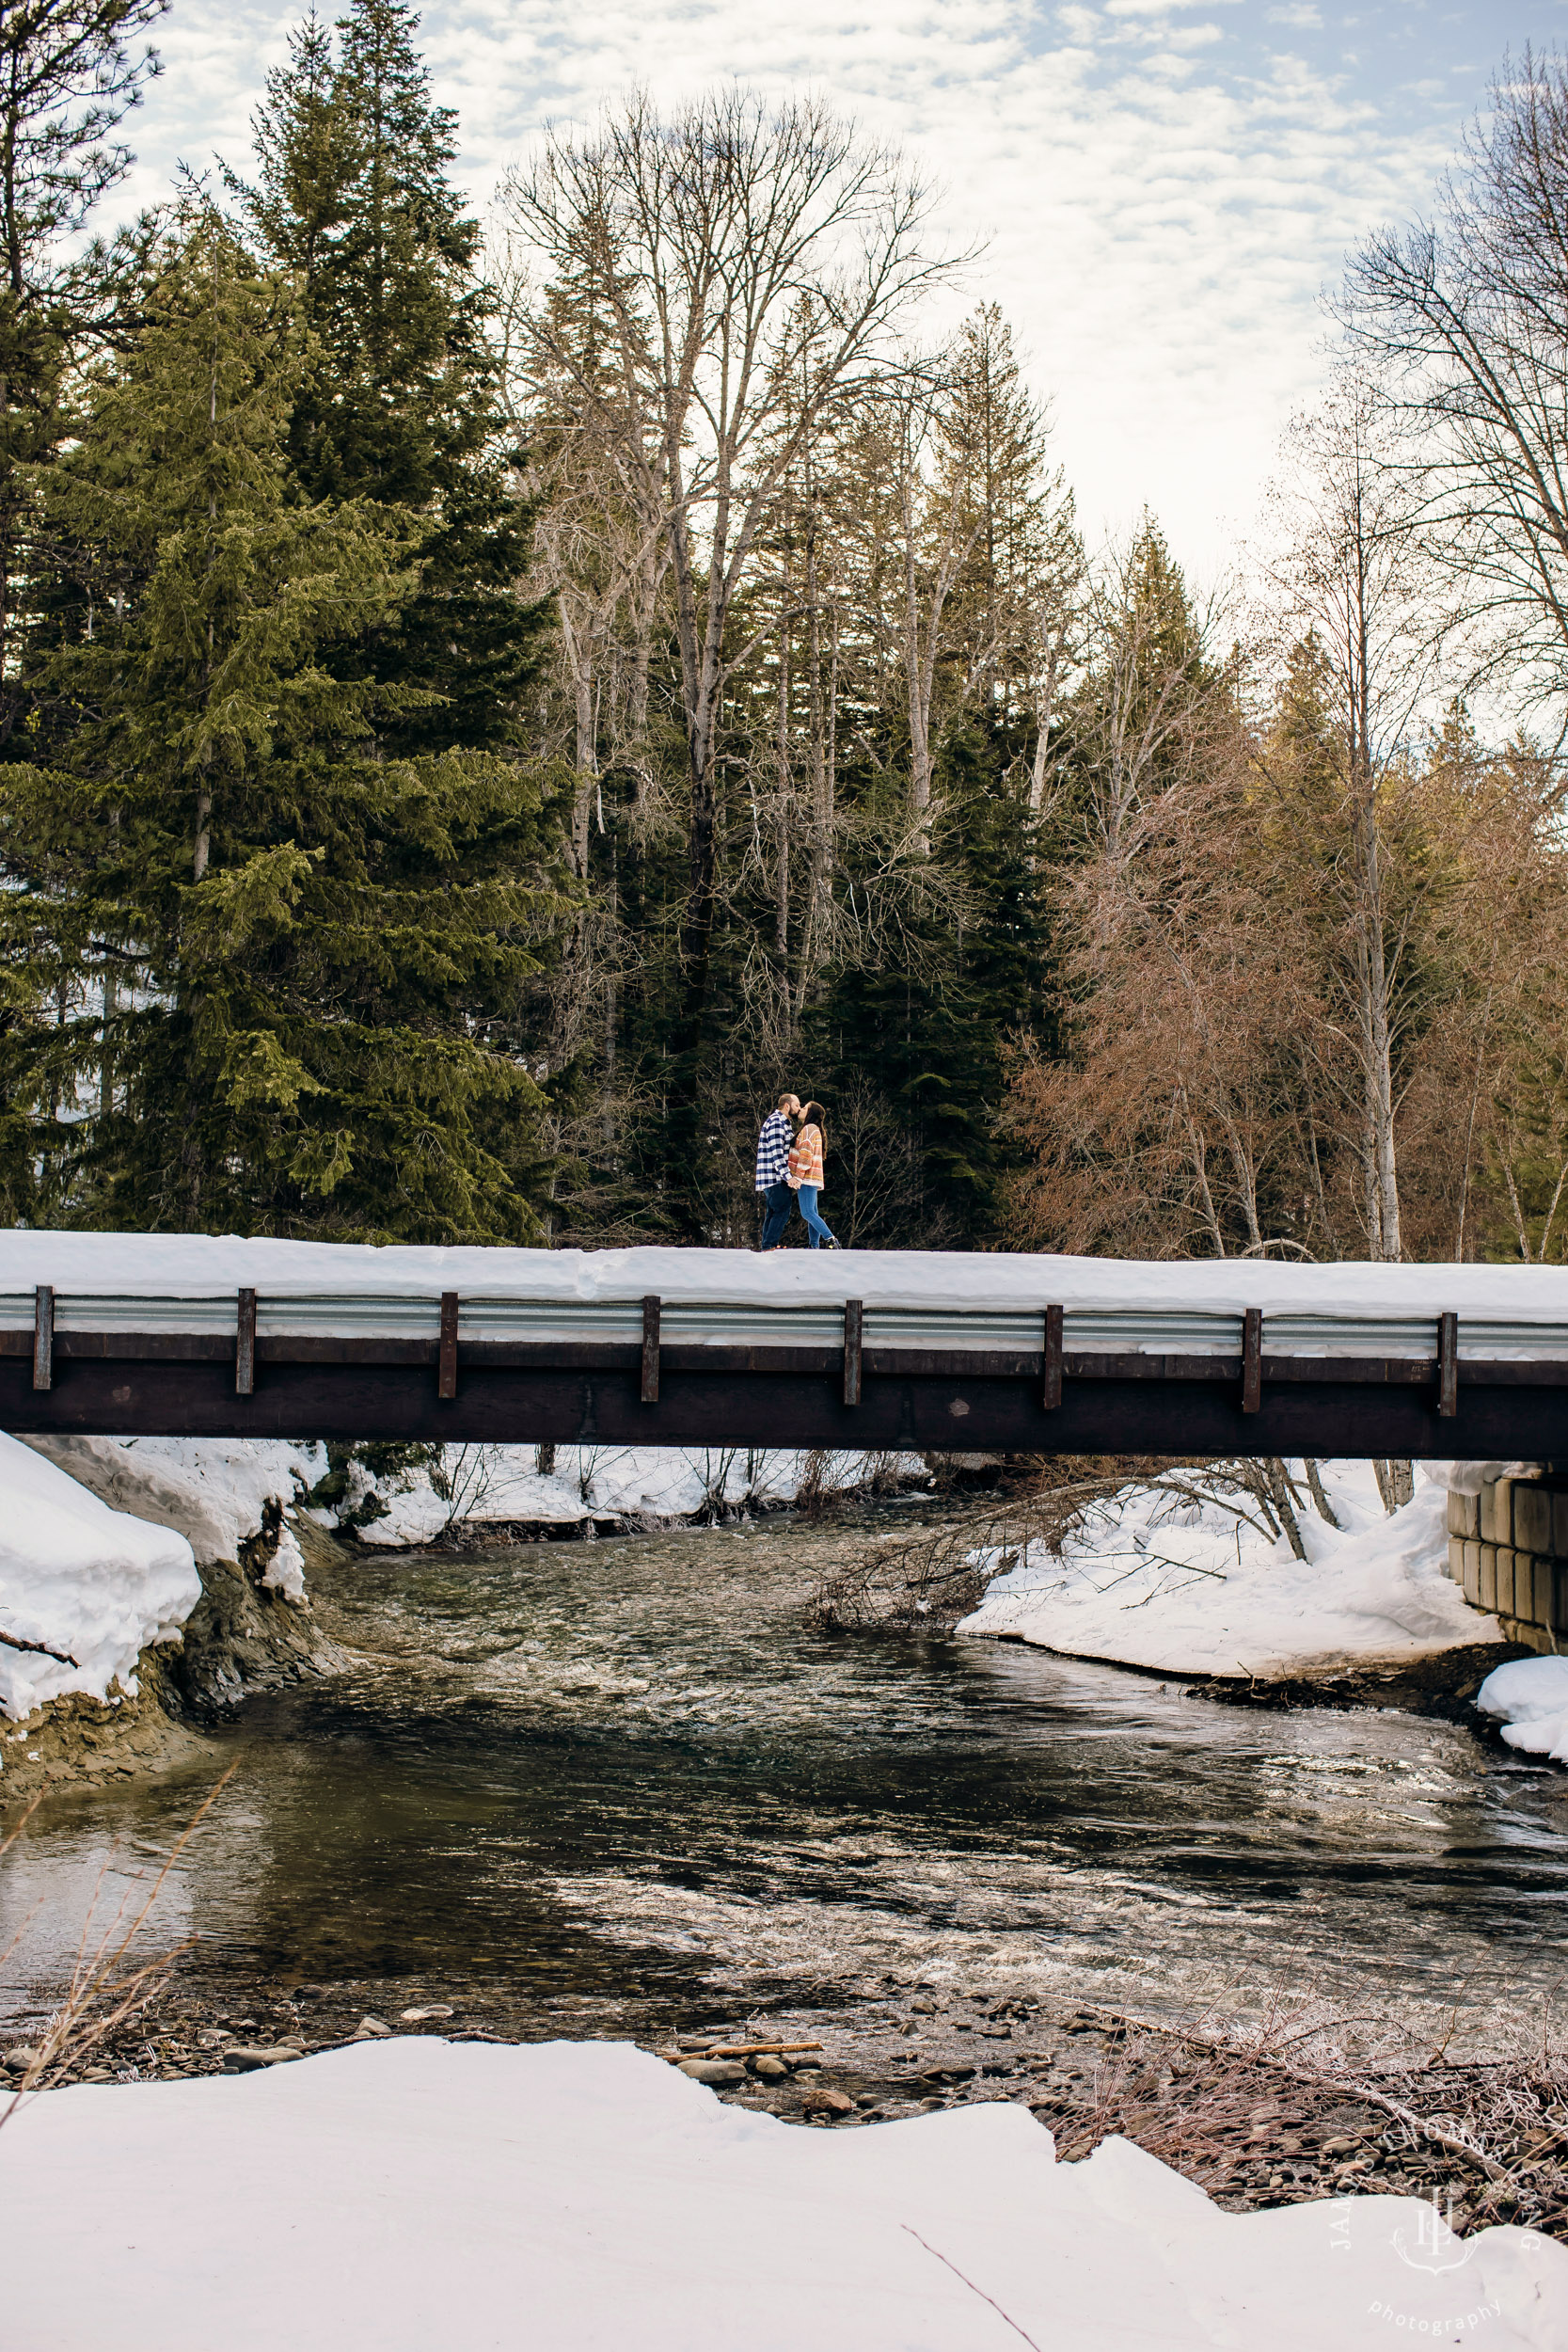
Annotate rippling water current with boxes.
[5,1509,1568,2052]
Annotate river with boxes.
[4,1506,1568,2058]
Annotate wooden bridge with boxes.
[1,1240,1564,1457]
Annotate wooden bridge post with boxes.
[1438,1311,1459,1419]
[641,1296,660,1403]
[438,1292,459,1401]
[32,1285,52,1392]
[1242,1308,1262,1414]
[1043,1304,1064,1410]
[235,1289,256,1396]
[843,1300,863,1406]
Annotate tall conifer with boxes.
[234,1,541,759]
[2,199,566,1238]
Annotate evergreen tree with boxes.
[0,0,166,752]
[937,306,1079,729]
[1,199,567,1238]
[0,0,167,1219]
[233,1,540,763]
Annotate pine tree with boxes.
[0,0,166,752]
[936,306,1079,728]
[0,1,167,1218]
[233,1,540,762]
[1,199,567,1238]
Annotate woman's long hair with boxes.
[801,1100,826,1137]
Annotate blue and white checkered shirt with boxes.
[755,1109,793,1192]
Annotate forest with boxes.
[2,0,1567,1263]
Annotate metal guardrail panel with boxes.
[0,1287,1565,1361]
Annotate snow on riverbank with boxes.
[1476,1657,1568,1764]
[3,2038,1560,2351]
[24,1436,323,1589]
[959,1463,1496,1678]
[0,1435,198,1719]
[350,1442,919,1545]
[20,1431,896,1567]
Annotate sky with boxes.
[114,0,1561,578]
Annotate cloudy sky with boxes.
[119,0,1556,575]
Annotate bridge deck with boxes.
[0,1237,1564,1455]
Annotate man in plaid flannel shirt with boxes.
[755,1092,801,1249]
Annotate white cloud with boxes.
[1265,5,1323,26]
[1103,0,1240,15]
[110,0,1464,579]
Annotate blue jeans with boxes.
[797,1184,835,1248]
[759,1180,795,1248]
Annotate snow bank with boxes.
[350,1443,920,1545]
[1476,1657,1568,1764]
[2,2040,1560,2352]
[1428,1461,1546,1496]
[23,1436,324,1567]
[2,1227,1566,1323]
[0,1434,199,1719]
[959,1463,1497,1678]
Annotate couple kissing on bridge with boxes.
[754,1094,839,1252]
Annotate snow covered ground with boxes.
[24,1434,323,1592]
[2,2038,1560,2352]
[1476,1657,1568,1765]
[0,1435,198,1719]
[349,1442,919,1545]
[959,1462,1497,1678]
[3,1227,1568,1329]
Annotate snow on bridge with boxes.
[0,1232,1564,1454]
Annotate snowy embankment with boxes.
[1476,1657,1568,1765]
[0,1435,198,1720]
[26,1435,319,1595]
[3,2040,1560,2352]
[343,1441,920,1546]
[959,1462,1496,1679]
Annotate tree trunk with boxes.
[1027,632,1061,814]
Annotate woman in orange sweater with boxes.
[787,1101,839,1249]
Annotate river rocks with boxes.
[400,2006,453,2023]
[676,2058,745,2087]
[747,2055,789,2080]
[355,2016,392,2039]
[801,2086,854,2118]
[220,2044,302,2072]
[4,2045,40,2073]
[0,1673,215,1812]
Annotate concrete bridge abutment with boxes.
[1448,1472,1568,1654]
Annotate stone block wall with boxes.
[1448,1474,1568,1653]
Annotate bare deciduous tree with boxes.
[1344,47,1568,730]
[1259,373,1439,1261]
[500,92,958,1202]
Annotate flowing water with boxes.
[5,1509,1568,2055]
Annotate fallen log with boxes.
[657,2041,824,2062]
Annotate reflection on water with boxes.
[5,1512,1568,2049]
